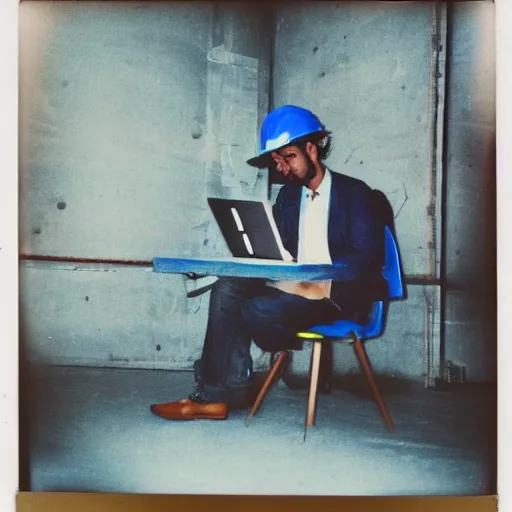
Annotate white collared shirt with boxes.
[297,168,332,264]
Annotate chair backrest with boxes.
[383,225,404,300]
[361,301,385,339]
[358,227,403,339]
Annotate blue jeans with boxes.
[190,277,342,407]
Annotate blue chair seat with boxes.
[301,302,384,341]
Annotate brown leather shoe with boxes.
[150,399,229,420]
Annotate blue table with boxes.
[152,256,356,282]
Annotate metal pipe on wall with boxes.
[423,2,448,387]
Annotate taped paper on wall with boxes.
[205,44,262,195]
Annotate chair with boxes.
[245,225,405,439]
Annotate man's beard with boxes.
[289,156,316,187]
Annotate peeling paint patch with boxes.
[207,43,258,70]
[205,44,262,196]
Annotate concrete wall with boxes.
[443,2,496,382]
[19,1,272,261]
[19,1,273,370]
[19,1,496,383]
[20,2,212,260]
[18,260,265,372]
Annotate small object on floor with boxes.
[150,399,229,421]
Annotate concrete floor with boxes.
[22,365,496,496]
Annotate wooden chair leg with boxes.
[304,341,323,440]
[352,335,395,432]
[245,351,288,426]
[319,340,333,394]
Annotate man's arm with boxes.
[337,182,383,275]
[271,185,285,227]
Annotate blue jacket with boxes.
[272,170,388,310]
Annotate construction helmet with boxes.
[247,105,328,168]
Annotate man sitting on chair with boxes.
[150,105,387,421]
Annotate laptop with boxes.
[206,197,338,300]
[207,197,290,262]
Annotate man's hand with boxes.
[271,151,291,176]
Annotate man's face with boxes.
[271,144,316,186]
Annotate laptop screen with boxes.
[207,198,287,260]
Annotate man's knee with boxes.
[241,299,291,352]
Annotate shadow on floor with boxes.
[277,370,418,399]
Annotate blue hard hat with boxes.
[247,105,327,167]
